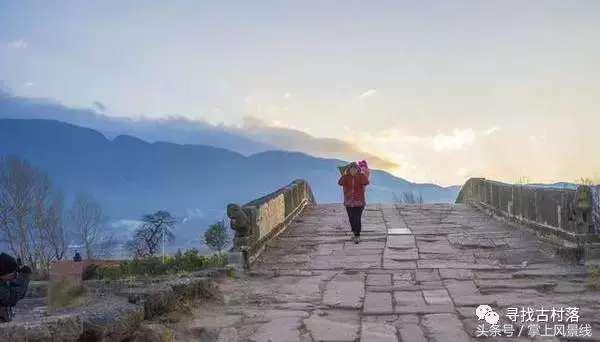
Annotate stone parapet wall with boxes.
[592,185,600,235]
[456,178,599,260]
[227,179,315,268]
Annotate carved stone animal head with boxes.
[227,203,250,236]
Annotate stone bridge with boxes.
[4,179,599,342]
[194,179,600,341]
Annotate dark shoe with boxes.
[353,236,360,244]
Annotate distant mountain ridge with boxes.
[0,91,273,155]
[0,91,396,169]
[0,119,460,243]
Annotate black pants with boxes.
[345,206,364,237]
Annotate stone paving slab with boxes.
[304,310,360,341]
[394,290,425,307]
[343,240,386,250]
[336,248,382,256]
[387,235,416,249]
[368,284,440,292]
[246,310,309,342]
[360,321,397,342]
[398,323,427,342]
[392,272,414,282]
[452,294,498,306]
[364,292,394,314]
[388,228,412,235]
[417,259,501,269]
[422,313,471,342]
[414,269,440,282]
[249,316,305,342]
[322,272,365,308]
[382,259,417,269]
[367,274,392,286]
[395,304,456,315]
[439,268,474,280]
[416,240,456,254]
[311,253,381,269]
[422,289,453,305]
[384,248,419,261]
[473,271,513,279]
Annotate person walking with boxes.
[338,162,369,243]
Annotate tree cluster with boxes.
[0,156,114,274]
[0,156,65,273]
[203,220,229,252]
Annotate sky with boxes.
[1,1,599,185]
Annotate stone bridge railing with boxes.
[226,179,315,268]
[457,178,600,261]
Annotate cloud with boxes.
[0,91,273,154]
[432,129,476,152]
[93,101,107,112]
[283,92,293,99]
[357,89,377,99]
[23,82,35,88]
[339,127,481,184]
[7,39,28,49]
[485,126,501,135]
[0,92,398,169]
[239,116,399,170]
[457,167,470,176]
[5,92,596,186]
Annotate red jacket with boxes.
[338,174,369,207]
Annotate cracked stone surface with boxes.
[174,204,600,341]
[322,272,365,308]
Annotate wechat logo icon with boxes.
[476,305,500,325]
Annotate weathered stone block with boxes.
[367,274,392,286]
[322,272,365,309]
[364,292,394,314]
[304,310,360,341]
[422,289,452,305]
[360,321,397,342]
[398,323,427,342]
[422,314,471,342]
[387,235,416,250]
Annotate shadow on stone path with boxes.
[175,204,600,342]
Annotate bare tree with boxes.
[69,194,107,259]
[0,156,67,272]
[0,156,36,266]
[33,191,67,270]
[126,210,176,258]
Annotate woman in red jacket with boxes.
[338,162,369,243]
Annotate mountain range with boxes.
[0,91,396,169]
[0,118,460,246]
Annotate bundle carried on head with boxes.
[357,160,369,176]
[337,162,356,175]
[338,160,370,178]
